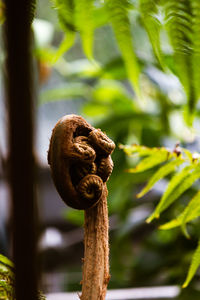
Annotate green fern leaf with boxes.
[183,148,193,162]
[53,0,76,32]
[120,144,169,157]
[160,190,200,232]
[164,0,197,121]
[52,0,76,55]
[128,151,170,173]
[0,255,14,270]
[105,0,140,96]
[191,0,200,102]
[147,165,196,222]
[183,239,200,288]
[181,189,200,238]
[40,82,90,104]
[74,0,95,60]
[0,0,5,24]
[0,254,15,300]
[139,0,163,68]
[137,158,183,198]
[51,32,76,64]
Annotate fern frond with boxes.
[51,33,76,64]
[183,239,200,287]
[122,144,200,227]
[105,0,140,96]
[128,151,170,174]
[160,190,200,235]
[53,0,76,32]
[191,0,200,103]
[51,0,77,57]
[0,0,5,24]
[137,158,183,198]
[74,0,95,60]
[163,0,200,122]
[147,165,200,222]
[120,144,169,157]
[139,0,163,67]
[40,82,90,104]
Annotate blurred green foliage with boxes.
[123,144,200,286]
[33,0,200,295]
[0,255,15,299]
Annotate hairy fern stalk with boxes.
[122,143,200,287]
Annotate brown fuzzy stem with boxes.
[80,185,110,300]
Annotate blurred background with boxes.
[1,0,200,299]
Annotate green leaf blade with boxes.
[75,0,95,60]
[164,0,197,122]
[183,240,200,288]
[147,165,196,222]
[52,0,76,57]
[53,0,76,32]
[105,0,140,96]
[39,82,90,104]
[137,158,184,198]
[139,0,164,68]
[120,144,169,157]
[160,190,200,231]
[51,32,76,64]
[128,151,170,174]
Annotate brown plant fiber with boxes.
[80,185,110,300]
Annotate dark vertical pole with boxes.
[4,0,38,300]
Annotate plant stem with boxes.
[80,185,110,300]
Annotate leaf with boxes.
[55,58,100,78]
[137,158,183,198]
[93,6,109,28]
[139,0,164,68]
[105,0,140,96]
[121,144,169,157]
[100,57,127,80]
[128,151,170,173]
[163,0,197,122]
[0,0,5,24]
[92,80,131,103]
[50,32,76,64]
[75,0,95,60]
[183,239,200,288]
[147,164,197,222]
[183,148,193,162]
[191,0,200,104]
[40,82,91,104]
[160,191,200,232]
[0,255,14,270]
[53,0,76,32]
[51,0,76,57]
[82,102,110,117]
